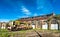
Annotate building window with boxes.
[51,19,57,24]
[37,20,40,25]
[32,21,35,25]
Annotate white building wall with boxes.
[51,24,58,30]
[32,25,35,29]
[42,23,48,29]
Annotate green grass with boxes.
[0,29,27,37]
[0,29,60,37]
[50,30,60,33]
[32,28,60,33]
[0,29,9,37]
[0,29,8,32]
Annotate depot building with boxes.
[14,13,60,30]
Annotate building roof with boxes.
[17,13,54,21]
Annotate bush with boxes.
[0,29,8,32]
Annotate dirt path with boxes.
[1,30,60,37]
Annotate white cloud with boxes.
[18,15,29,18]
[33,13,45,16]
[21,6,31,15]
[39,14,45,15]
[21,16,29,18]
[0,19,10,22]
[34,13,38,16]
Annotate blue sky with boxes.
[0,0,60,22]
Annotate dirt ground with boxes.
[1,30,60,37]
[10,30,60,37]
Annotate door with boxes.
[32,24,35,29]
[51,24,58,30]
[42,23,48,29]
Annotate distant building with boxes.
[13,13,60,30]
[0,22,7,29]
[8,21,14,27]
